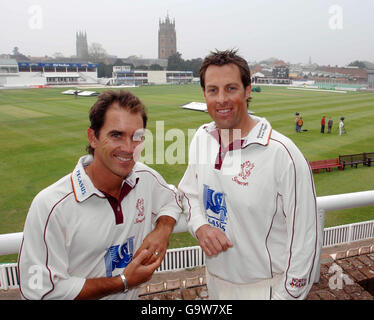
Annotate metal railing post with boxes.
[347,223,353,244]
[314,208,326,283]
[0,266,8,291]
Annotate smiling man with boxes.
[202,62,256,143]
[178,50,321,300]
[18,90,181,300]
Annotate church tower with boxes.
[76,31,89,60]
[158,14,177,59]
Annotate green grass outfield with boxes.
[0,84,374,262]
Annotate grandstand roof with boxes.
[363,61,374,70]
[0,58,17,66]
[44,73,80,78]
[317,66,367,79]
[18,62,98,67]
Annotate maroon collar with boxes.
[215,134,245,170]
[100,178,139,225]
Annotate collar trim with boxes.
[203,116,272,149]
[71,155,139,203]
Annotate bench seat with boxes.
[309,158,343,173]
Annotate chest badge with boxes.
[134,198,145,224]
[232,160,255,186]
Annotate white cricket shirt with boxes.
[178,116,321,300]
[18,155,181,300]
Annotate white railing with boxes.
[1,190,374,290]
[0,263,18,290]
[315,191,374,247]
[1,217,374,291]
[323,220,374,247]
[0,232,23,256]
[157,245,205,273]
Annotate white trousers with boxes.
[206,269,283,300]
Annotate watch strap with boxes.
[120,274,129,293]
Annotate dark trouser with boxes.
[321,125,325,133]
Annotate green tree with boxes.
[12,47,20,55]
[135,65,149,70]
[167,53,202,76]
[149,64,163,70]
[88,43,108,63]
[167,52,185,70]
[11,46,29,61]
[97,62,113,78]
[348,60,366,69]
[113,59,126,66]
[185,58,203,77]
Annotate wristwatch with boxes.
[120,274,129,293]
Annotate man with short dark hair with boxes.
[18,90,181,300]
[179,50,320,300]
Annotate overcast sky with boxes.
[1,0,373,66]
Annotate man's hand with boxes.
[195,224,233,256]
[133,216,176,265]
[75,249,160,300]
[124,249,161,288]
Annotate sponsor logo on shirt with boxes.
[289,277,306,288]
[104,236,134,277]
[257,123,268,139]
[203,185,227,232]
[135,198,145,224]
[232,160,255,186]
[76,169,86,195]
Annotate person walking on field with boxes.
[320,116,326,133]
[327,117,333,133]
[296,116,303,133]
[339,117,345,135]
[295,113,300,132]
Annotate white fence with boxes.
[1,190,374,291]
[1,220,373,290]
[323,220,374,247]
[157,245,205,273]
[0,263,19,290]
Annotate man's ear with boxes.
[245,84,252,101]
[87,128,97,150]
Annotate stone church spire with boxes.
[158,14,176,59]
[76,31,89,61]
